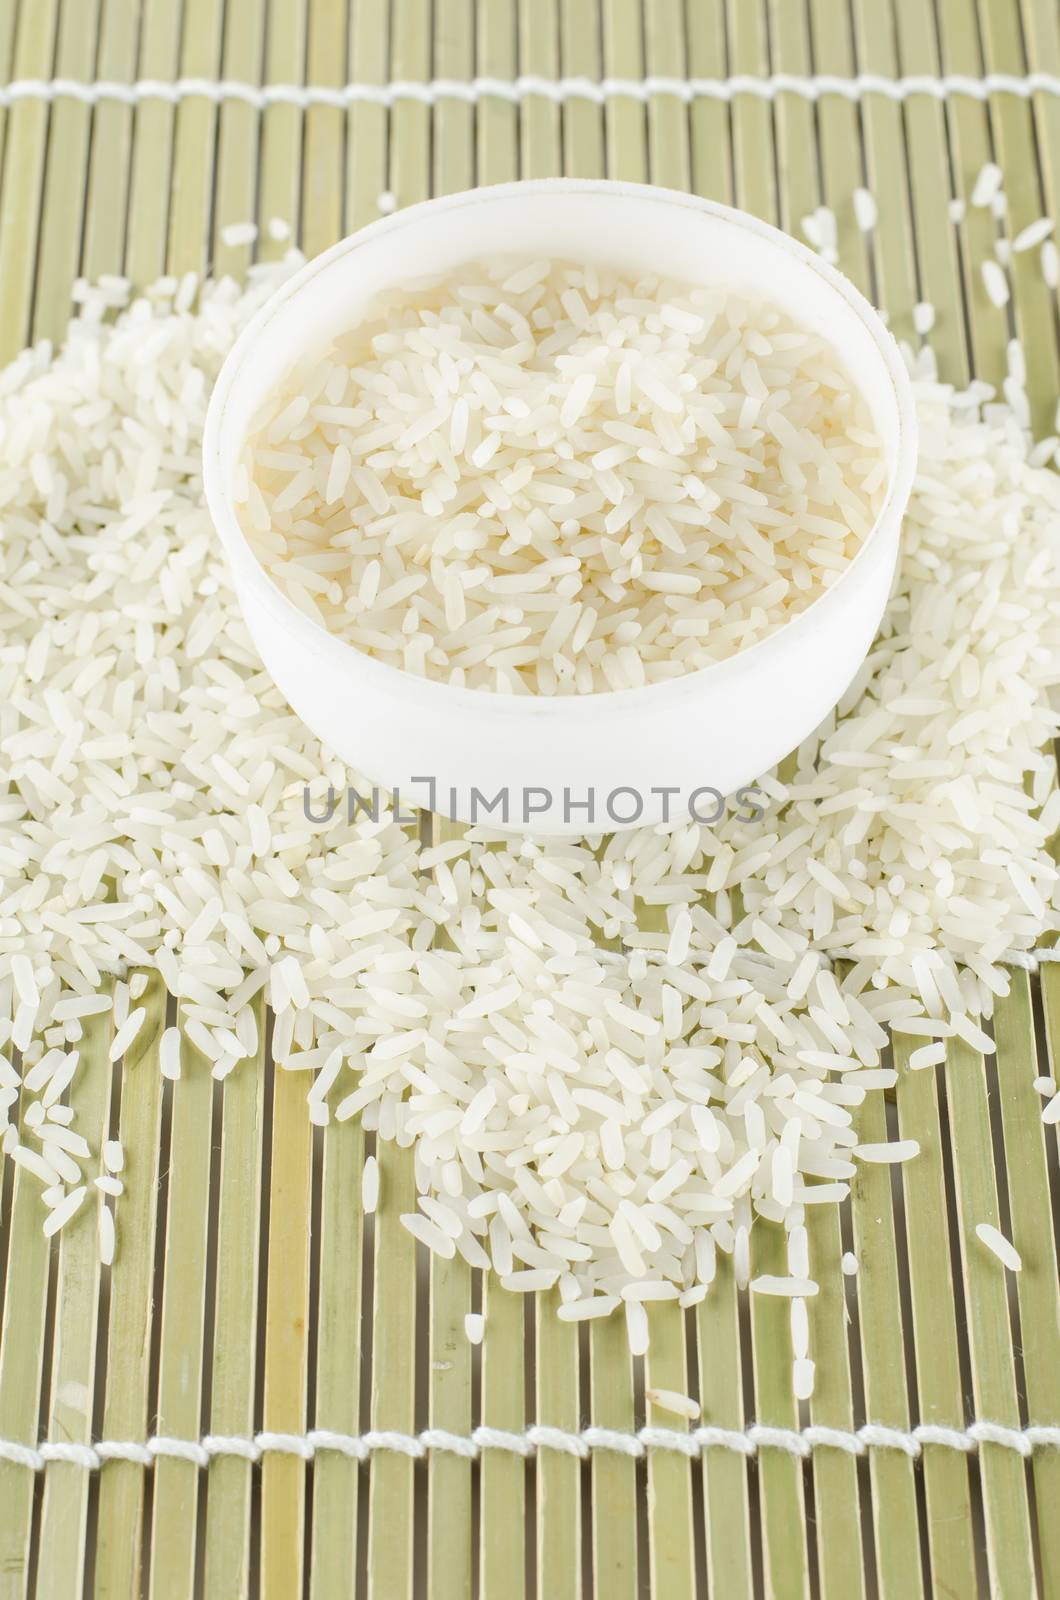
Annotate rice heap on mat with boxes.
[238,257,884,694]
[0,259,1057,1386]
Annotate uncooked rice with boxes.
[0,254,1057,1396]
[239,257,884,695]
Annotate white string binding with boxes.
[2,1420,1058,1471]
[1,73,1060,112]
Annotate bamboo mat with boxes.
[1,1,1060,1596]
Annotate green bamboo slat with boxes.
[644,0,690,192]
[535,1287,581,1599]
[1044,962,1060,1103]
[212,0,266,278]
[893,1042,977,1598]
[849,0,918,346]
[804,1206,865,1600]
[202,993,266,1598]
[696,1255,753,1594]
[33,0,100,344]
[602,0,646,184]
[34,994,114,1597]
[589,1310,636,1599]
[519,0,561,179]
[1019,0,1060,235]
[258,0,304,253]
[94,972,166,1600]
[347,0,387,229]
[0,987,112,1598]
[125,0,183,286]
[167,0,224,277]
[476,0,518,188]
[480,1280,526,1598]
[561,0,604,179]
[849,1091,923,1600]
[806,0,873,291]
[148,1019,215,1600]
[367,1141,417,1599]
[82,0,140,279]
[428,1250,474,1599]
[308,1115,364,1600]
[391,0,431,214]
[302,0,347,257]
[945,1037,1036,1599]
[435,0,474,199]
[645,1303,696,1598]
[0,1161,51,1596]
[0,0,59,361]
[726,0,775,223]
[260,1067,313,1600]
[977,0,1060,435]
[769,0,818,238]
[933,0,1010,387]
[685,0,730,203]
[890,1,969,381]
[0,0,21,228]
[991,974,1060,1593]
[750,1223,809,1600]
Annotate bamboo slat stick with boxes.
[892,0,969,382]
[33,0,100,344]
[602,0,646,184]
[94,974,166,1600]
[977,0,1060,436]
[148,1022,215,1600]
[645,1304,696,1599]
[34,992,114,1597]
[685,0,729,202]
[260,1067,314,1600]
[480,1281,527,1597]
[696,1256,754,1594]
[804,1206,865,1600]
[435,0,474,198]
[425,818,474,1600]
[892,1043,977,1597]
[259,0,305,259]
[367,1134,417,1598]
[769,0,817,237]
[945,1037,1036,1599]
[991,974,1060,1594]
[166,0,223,276]
[931,0,1010,387]
[589,1311,637,1600]
[535,1287,582,1599]
[82,0,140,279]
[125,0,183,286]
[0,0,59,360]
[750,1223,809,1600]
[726,0,775,223]
[212,0,265,277]
[561,0,604,178]
[476,0,518,188]
[805,0,872,290]
[202,995,267,1598]
[849,1092,923,1600]
[849,0,918,345]
[302,0,347,256]
[0,1158,51,1597]
[1018,0,1060,235]
[519,0,560,179]
[346,0,387,230]
[644,0,690,192]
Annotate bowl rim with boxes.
[203,176,918,724]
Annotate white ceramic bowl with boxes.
[203,179,917,837]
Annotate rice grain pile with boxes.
[0,259,1057,1391]
[239,258,884,694]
